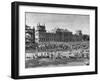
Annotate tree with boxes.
[25,25,34,49]
[82,35,89,41]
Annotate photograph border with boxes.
[11,1,98,79]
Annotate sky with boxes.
[25,12,90,35]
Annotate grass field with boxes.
[25,41,89,68]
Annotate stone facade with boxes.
[35,24,83,43]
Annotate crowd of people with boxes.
[26,42,89,60]
[34,42,89,52]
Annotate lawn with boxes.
[25,41,89,68]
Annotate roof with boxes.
[51,28,70,33]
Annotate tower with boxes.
[35,23,46,43]
[37,23,46,32]
[76,30,82,36]
[75,30,83,41]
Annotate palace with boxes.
[35,24,83,43]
